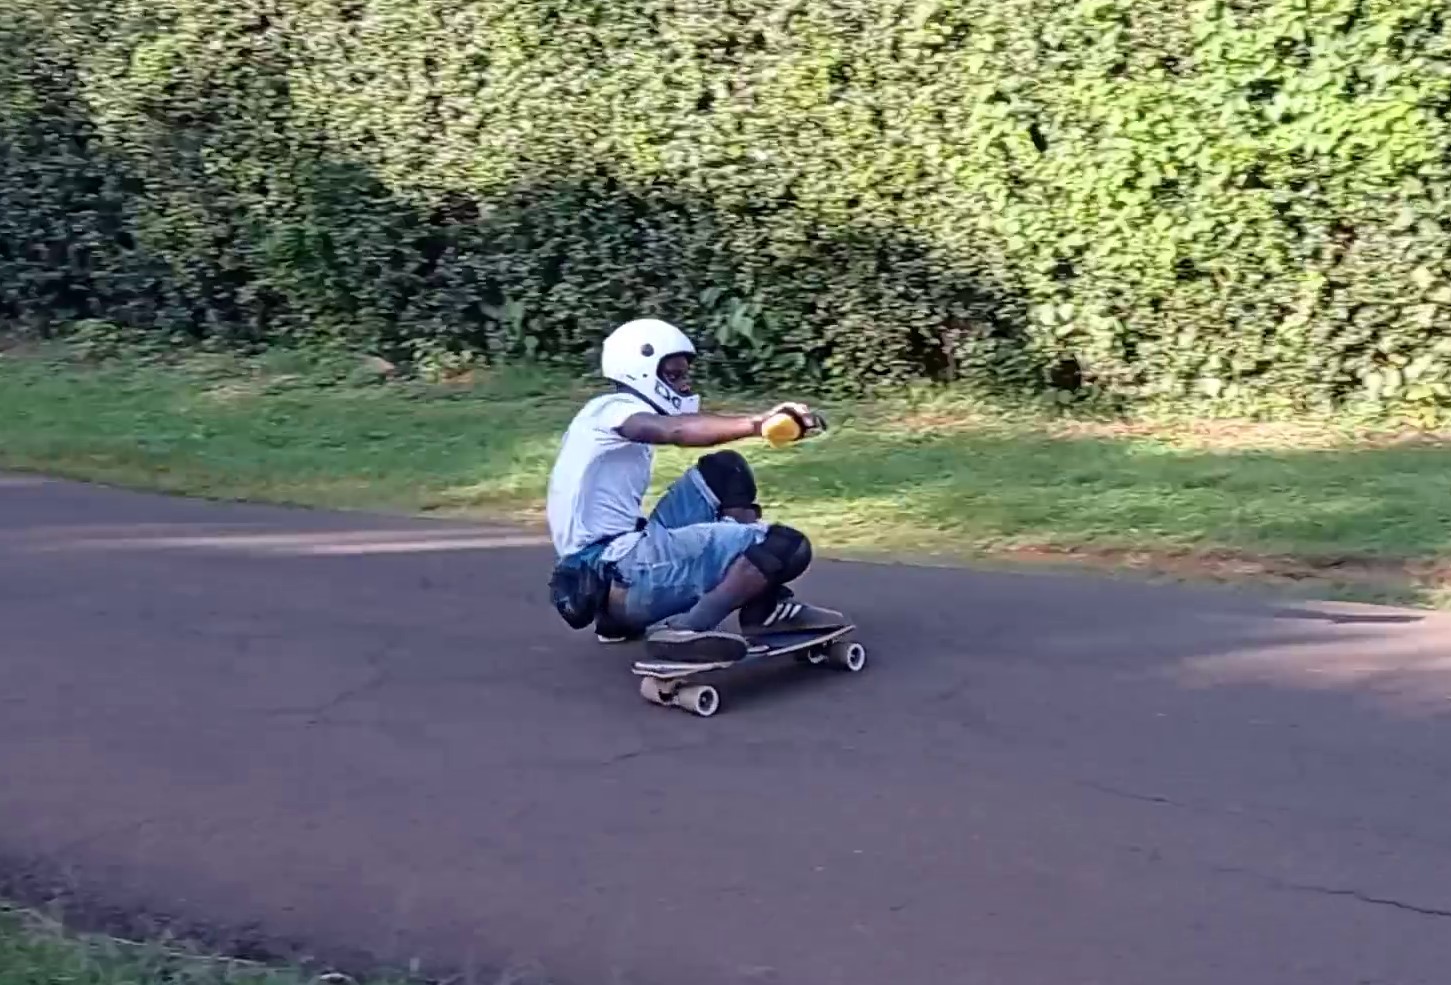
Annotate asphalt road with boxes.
[3,472,1450,985]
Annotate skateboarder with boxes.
[547,317,844,665]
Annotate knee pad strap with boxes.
[744,524,812,585]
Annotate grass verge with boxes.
[0,902,361,985]
[2,342,1449,606]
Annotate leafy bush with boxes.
[1,0,1448,414]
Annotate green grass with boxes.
[3,343,1449,605]
[0,904,358,985]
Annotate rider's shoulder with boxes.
[570,390,654,436]
[582,389,652,418]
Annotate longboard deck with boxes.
[632,624,858,680]
[631,624,867,717]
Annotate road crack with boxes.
[1079,779,1187,809]
[1282,882,1451,919]
[256,667,396,720]
[1215,866,1451,920]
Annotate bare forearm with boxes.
[652,413,762,447]
[619,412,761,447]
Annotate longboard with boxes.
[631,624,867,717]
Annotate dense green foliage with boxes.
[2,1,1448,411]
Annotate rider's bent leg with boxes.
[657,552,771,634]
[734,526,845,636]
[695,449,762,523]
[596,452,765,644]
[648,450,763,531]
[610,518,768,661]
[649,523,839,654]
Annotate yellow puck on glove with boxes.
[761,411,803,448]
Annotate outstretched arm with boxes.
[617,401,822,448]
[617,411,764,448]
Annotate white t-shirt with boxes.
[546,392,655,560]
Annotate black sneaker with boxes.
[740,589,846,637]
[640,627,749,665]
[594,611,644,645]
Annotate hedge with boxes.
[1,0,1449,413]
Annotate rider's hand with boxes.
[754,401,812,432]
[756,401,826,445]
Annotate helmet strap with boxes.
[616,382,670,415]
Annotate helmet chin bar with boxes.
[650,375,701,415]
[619,378,701,416]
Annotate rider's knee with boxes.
[744,523,812,585]
[696,450,757,513]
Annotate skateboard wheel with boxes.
[829,640,867,673]
[675,684,720,717]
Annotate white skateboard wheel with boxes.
[675,684,720,717]
[829,640,867,673]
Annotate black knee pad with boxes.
[744,524,812,585]
[696,449,757,512]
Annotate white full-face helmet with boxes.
[600,318,700,416]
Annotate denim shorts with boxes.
[610,465,767,630]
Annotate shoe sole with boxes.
[644,631,747,664]
[631,658,737,677]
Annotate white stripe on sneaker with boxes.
[763,601,802,626]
